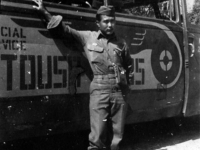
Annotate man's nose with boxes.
[108,22,112,26]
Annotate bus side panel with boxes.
[0,0,93,142]
[115,16,185,123]
[0,95,90,142]
[186,25,200,116]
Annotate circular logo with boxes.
[151,39,181,85]
[159,50,173,71]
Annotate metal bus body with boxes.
[0,0,199,142]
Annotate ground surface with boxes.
[1,115,199,150]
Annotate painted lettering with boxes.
[1,26,26,51]
[130,58,145,85]
[1,54,17,91]
[2,39,10,50]
[53,56,67,88]
[38,55,45,89]
[1,27,26,38]
[45,56,53,89]
[20,55,36,90]
[0,54,79,91]
[13,28,20,38]
[1,27,9,37]
[2,39,26,50]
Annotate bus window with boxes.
[42,0,179,21]
[123,3,156,18]
[169,0,176,21]
[120,0,172,20]
[43,0,93,8]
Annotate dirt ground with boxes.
[121,115,200,150]
[1,115,199,150]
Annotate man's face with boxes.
[97,15,116,35]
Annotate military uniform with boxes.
[47,6,132,150]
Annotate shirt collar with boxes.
[97,30,117,41]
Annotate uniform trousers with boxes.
[88,74,127,150]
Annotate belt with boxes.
[93,74,116,80]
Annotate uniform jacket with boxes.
[47,15,133,79]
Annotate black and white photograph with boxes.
[0,0,199,149]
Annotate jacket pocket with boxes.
[87,44,104,63]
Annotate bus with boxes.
[0,0,199,142]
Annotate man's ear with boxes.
[96,21,100,28]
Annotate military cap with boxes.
[97,5,115,16]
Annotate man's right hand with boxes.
[32,0,52,22]
[32,0,45,12]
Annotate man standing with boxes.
[32,0,133,149]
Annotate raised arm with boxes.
[32,0,88,47]
[32,0,52,22]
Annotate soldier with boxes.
[32,0,133,150]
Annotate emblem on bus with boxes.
[159,50,173,71]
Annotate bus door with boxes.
[182,0,200,116]
[117,0,185,123]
